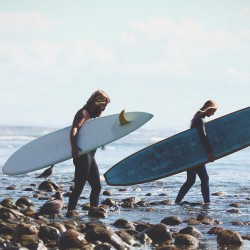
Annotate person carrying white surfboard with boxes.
[175,100,217,205]
[66,90,110,218]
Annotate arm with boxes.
[195,118,215,162]
[70,109,89,158]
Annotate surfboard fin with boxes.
[119,110,130,125]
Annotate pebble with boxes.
[0,179,249,249]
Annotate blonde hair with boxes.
[191,100,218,126]
[87,89,110,106]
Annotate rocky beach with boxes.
[0,172,250,249]
[0,126,249,249]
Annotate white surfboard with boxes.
[2,111,153,175]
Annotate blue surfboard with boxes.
[104,107,250,186]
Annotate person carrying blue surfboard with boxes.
[175,100,217,205]
[66,90,110,218]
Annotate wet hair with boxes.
[87,89,110,106]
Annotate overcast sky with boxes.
[0,0,249,131]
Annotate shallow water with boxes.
[0,126,249,249]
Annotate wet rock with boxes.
[116,230,136,245]
[149,201,161,205]
[161,216,182,226]
[137,200,148,207]
[63,220,79,230]
[12,223,39,242]
[114,219,135,229]
[1,198,18,210]
[158,193,168,196]
[138,232,153,245]
[58,229,87,249]
[227,208,241,213]
[159,199,173,205]
[50,222,67,233]
[29,219,44,228]
[196,214,214,225]
[0,241,23,249]
[177,201,190,205]
[19,206,37,217]
[19,234,47,249]
[77,222,87,234]
[207,226,224,235]
[212,191,227,196]
[95,242,112,249]
[16,197,34,208]
[134,221,153,232]
[0,207,25,221]
[121,197,141,208]
[102,190,112,196]
[102,198,118,207]
[214,219,223,225]
[174,234,199,246]
[38,180,60,192]
[0,220,15,235]
[33,215,49,225]
[85,225,126,250]
[217,229,243,246]
[185,217,202,225]
[145,193,152,196]
[189,202,203,206]
[84,223,106,233]
[81,203,91,210]
[242,235,250,241]
[24,187,36,192]
[178,226,202,238]
[88,206,108,218]
[124,229,139,237]
[138,223,172,243]
[6,185,16,190]
[33,193,40,199]
[230,221,246,226]
[145,207,156,212]
[38,225,61,241]
[229,202,241,207]
[157,244,179,250]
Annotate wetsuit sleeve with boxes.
[194,117,212,153]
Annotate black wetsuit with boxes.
[67,109,101,210]
[175,114,211,203]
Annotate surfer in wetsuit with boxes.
[175,100,217,205]
[66,90,110,218]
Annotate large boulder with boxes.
[217,229,243,246]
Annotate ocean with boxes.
[0,125,249,249]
